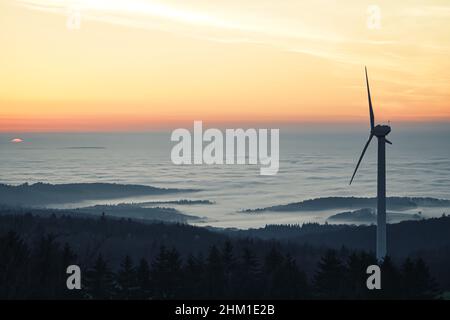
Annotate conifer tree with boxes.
[84,254,115,299]
[31,234,62,298]
[263,246,285,298]
[221,241,236,297]
[264,246,285,274]
[0,231,30,299]
[346,252,377,299]
[183,253,205,298]
[151,246,182,298]
[116,255,137,299]
[205,245,225,298]
[412,258,439,299]
[378,256,402,299]
[281,254,310,299]
[314,249,346,299]
[136,258,151,299]
[235,248,261,299]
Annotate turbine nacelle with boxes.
[372,124,391,137]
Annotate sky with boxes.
[0,0,449,131]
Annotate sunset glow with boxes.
[1,0,449,131]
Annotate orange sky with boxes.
[1,0,449,131]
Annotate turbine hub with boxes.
[372,124,391,137]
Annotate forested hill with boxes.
[1,208,450,261]
[243,196,450,212]
[226,216,450,255]
[0,182,198,206]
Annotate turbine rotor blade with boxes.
[349,134,374,185]
[365,66,375,130]
[385,138,392,145]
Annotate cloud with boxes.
[13,0,365,63]
[11,0,449,73]
[401,6,450,18]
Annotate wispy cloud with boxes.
[16,0,337,41]
[11,0,450,77]
[13,0,384,65]
[401,5,450,18]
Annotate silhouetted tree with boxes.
[279,254,310,299]
[402,257,439,299]
[263,246,285,298]
[116,255,137,299]
[345,251,377,299]
[205,245,225,298]
[31,234,62,298]
[415,258,439,298]
[378,256,401,299]
[62,243,77,269]
[221,241,236,297]
[136,258,151,299]
[401,257,416,298]
[0,231,30,299]
[235,248,262,298]
[264,246,285,274]
[314,249,346,299]
[183,253,206,298]
[84,254,115,299]
[151,246,182,298]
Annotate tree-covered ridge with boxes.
[243,196,450,212]
[0,182,199,206]
[74,204,203,223]
[226,216,450,255]
[326,208,422,224]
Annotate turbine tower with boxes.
[350,67,392,262]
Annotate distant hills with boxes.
[242,196,450,213]
[74,203,203,223]
[326,208,422,224]
[0,182,199,206]
[226,215,450,256]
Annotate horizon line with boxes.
[1,120,449,134]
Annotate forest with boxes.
[0,209,448,299]
[0,230,441,299]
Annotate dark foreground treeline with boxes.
[0,230,440,300]
[0,210,449,299]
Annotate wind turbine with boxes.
[350,67,392,262]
